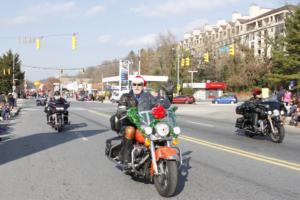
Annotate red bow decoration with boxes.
[151,105,166,119]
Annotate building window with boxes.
[258,40,261,47]
[258,20,262,27]
[258,49,261,56]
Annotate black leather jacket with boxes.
[117,90,170,123]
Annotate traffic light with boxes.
[203,52,209,63]
[36,37,41,49]
[7,68,10,75]
[181,58,185,67]
[185,57,190,66]
[72,34,77,50]
[3,69,6,75]
[229,44,235,56]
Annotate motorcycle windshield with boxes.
[138,109,177,127]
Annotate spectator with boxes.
[8,93,15,110]
[1,104,10,120]
[283,90,292,106]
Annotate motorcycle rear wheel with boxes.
[270,124,285,143]
[154,160,178,197]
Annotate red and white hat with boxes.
[132,75,147,87]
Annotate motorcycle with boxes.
[105,105,182,197]
[235,100,285,143]
[36,97,47,106]
[49,103,70,132]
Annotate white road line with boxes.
[69,107,86,111]
[22,108,41,111]
[186,121,215,127]
[74,131,89,141]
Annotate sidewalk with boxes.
[0,98,25,140]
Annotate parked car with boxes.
[212,95,238,104]
[172,95,195,104]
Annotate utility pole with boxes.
[188,70,198,88]
[138,49,141,75]
[60,69,63,95]
[177,49,180,95]
[12,54,15,93]
[101,73,104,91]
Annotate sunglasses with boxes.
[132,83,143,86]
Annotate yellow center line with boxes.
[180,135,300,172]
[87,109,300,172]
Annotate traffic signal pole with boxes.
[12,54,15,93]
[177,50,180,96]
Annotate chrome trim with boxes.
[267,116,275,133]
[150,141,158,175]
[173,146,183,166]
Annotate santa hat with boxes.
[132,75,147,87]
[252,88,261,95]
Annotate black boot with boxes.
[119,138,133,167]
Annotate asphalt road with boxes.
[0,100,299,200]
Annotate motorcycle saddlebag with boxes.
[105,136,122,158]
[235,105,244,115]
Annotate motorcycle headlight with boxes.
[268,111,272,115]
[144,126,153,136]
[173,126,181,135]
[56,107,64,111]
[272,109,280,117]
[155,123,169,137]
[280,110,285,115]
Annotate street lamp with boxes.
[188,70,198,88]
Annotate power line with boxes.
[21,60,120,71]
[0,32,78,40]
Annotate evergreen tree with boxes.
[271,5,300,88]
[0,50,25,94]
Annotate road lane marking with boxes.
[22,108,41,111]
[185,121,214,127]
[180,135,300,172]
[87,109,300,172]
[87,109,111,118]
[74,131,89,141]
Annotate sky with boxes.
[0,0,298,81]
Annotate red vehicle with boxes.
[172,95,195,104]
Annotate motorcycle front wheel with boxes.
[270,124,285,143]
[57,116,63,132]
[153,160,178,197]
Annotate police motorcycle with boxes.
[235,99,285,143]
[106,105,182,197]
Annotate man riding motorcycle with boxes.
[249,88,262,131]
[115,76,170,167]
[45,91,69,124]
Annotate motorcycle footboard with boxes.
[105,136,122,161]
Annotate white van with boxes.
[110,90,129,103]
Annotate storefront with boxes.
[183,82,226,101]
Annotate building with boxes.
[179,4,295,58]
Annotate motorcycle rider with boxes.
[46,91,69,124]
[115,76,170,166]
[249,88,262,132]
